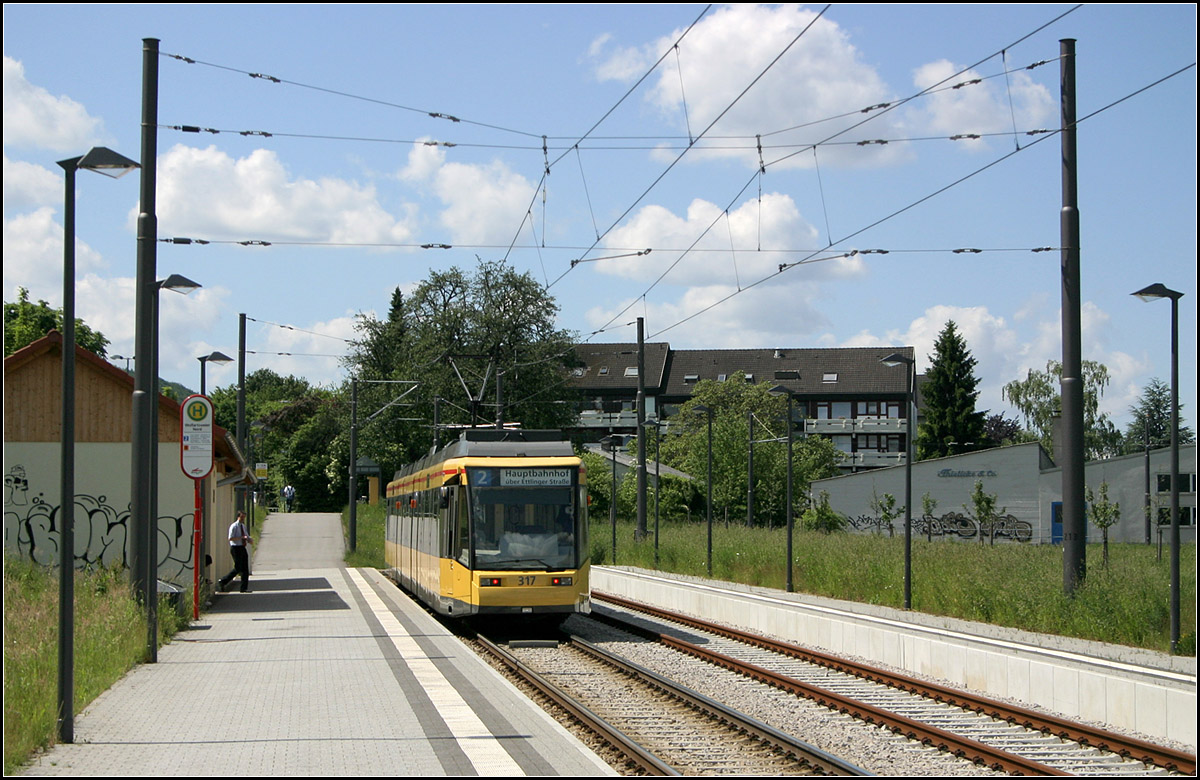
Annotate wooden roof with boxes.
[3,331,244,468]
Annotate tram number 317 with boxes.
[517,575,537,586]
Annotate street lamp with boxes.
[198,350,233,395]
[881,351,915,610]
[146,273,202,662]
[693,405,714,577]
[56,146,139,744]
[1132,282,1184,654]
[768,383,797,592]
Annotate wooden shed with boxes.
[4,330,250,591]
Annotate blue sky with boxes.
[4,4,1196,433]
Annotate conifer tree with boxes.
[916,320,986,460]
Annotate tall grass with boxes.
[342,501,386,569]
[591,518,1196,654]
[3,557,190,774]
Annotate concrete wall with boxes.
[4,440,223,587]
[812,442,1197,545]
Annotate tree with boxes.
[1085,481,1121,567]
[917,321,987,460]
[801,491,847,534]
[1121,377,1194,454]
[963,479,1006,545]
[345,258,581,469]
[660,374,842,528]
[4,286,110,358]
[981,412,1029,448]
[1002,359,1123,461]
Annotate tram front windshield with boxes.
[467,467,577,569]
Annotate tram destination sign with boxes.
[501,468,571,487]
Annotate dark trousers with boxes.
[220,545,250,592]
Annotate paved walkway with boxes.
[20,512,614,776]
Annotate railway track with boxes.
[475,632,867,775]
[592,592,1196,777]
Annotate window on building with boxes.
[624,366,638,377]
[599,367,609,375]
[684,374,699,383]
[823,372,838,383]
[1157,473,1197,493]
[1157,506,1197,526]
[832,402,852,419]
[717,374,727,382]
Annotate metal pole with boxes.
[131,37,159,617]
[57,157,79,744]
[1168,294,1180,654]
[236,313,246,514]
[654,424,661,568]
[903,362,913,610]
[147,289,160,662]
[1059,38,1086,595]
[785,394,793,593]
[636,318,647,540]
[706,408,713,578]
[1144,419,1151,545]
[349,378,358,552]
[747,411,755,527]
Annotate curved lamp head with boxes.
[880,351,915,368]
[199,350,234,366]
[1132,283,1183,302]
[76,147,140,178]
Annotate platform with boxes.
[19,513,615,776]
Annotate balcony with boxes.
[576,409,640,428]
[804,417,905,434]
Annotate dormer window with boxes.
[684,374,699,383]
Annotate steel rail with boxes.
[474,633,679,776]
[569,635,867,776]
[594,591,1195,775]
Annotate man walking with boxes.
[218,511,252,593]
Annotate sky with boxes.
[4,4,1196,434]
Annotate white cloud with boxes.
[155,144,416,245]
[2,207,105,305]
[2,56,107,152]
[908,60,1054,150]
[3,155,60,211]
[597,192,835,285]
[591,5,905,169]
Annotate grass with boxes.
[342,501,386,569]
[592,517,1196,655]
[3,558,190,775]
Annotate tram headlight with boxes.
[480,577,502,587]
[551,576,573,586]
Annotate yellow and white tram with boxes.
[385,429,590,619]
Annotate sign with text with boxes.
[180,394,215,479]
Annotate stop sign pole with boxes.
[181,395,214,619]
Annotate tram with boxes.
[385,429,591,619]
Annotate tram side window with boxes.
[455,491,470,566]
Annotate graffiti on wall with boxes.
[915,511,1033,543]
[4,463,194,582]
[844,506,1033,542]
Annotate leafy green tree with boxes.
[346,259,581,470]
[1121,377,1194,454]
[963,479,1006,545]
[917,321,986,460]
[4,286,110,358]
[1085,481,1121,567]
[660,374,841,528]
[1002,359,1122,461]
[981,412,1029,448]
[801,491,846,534]
[869,490,902,536]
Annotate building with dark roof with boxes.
[569,342,923,472]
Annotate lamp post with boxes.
[198,350,233,395]
[693,405,714,577]
[147,274,201,661]
[1132,283,1184,654]
[768,383,796,592]
[56,146,139,744]
[881,351,915,610]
